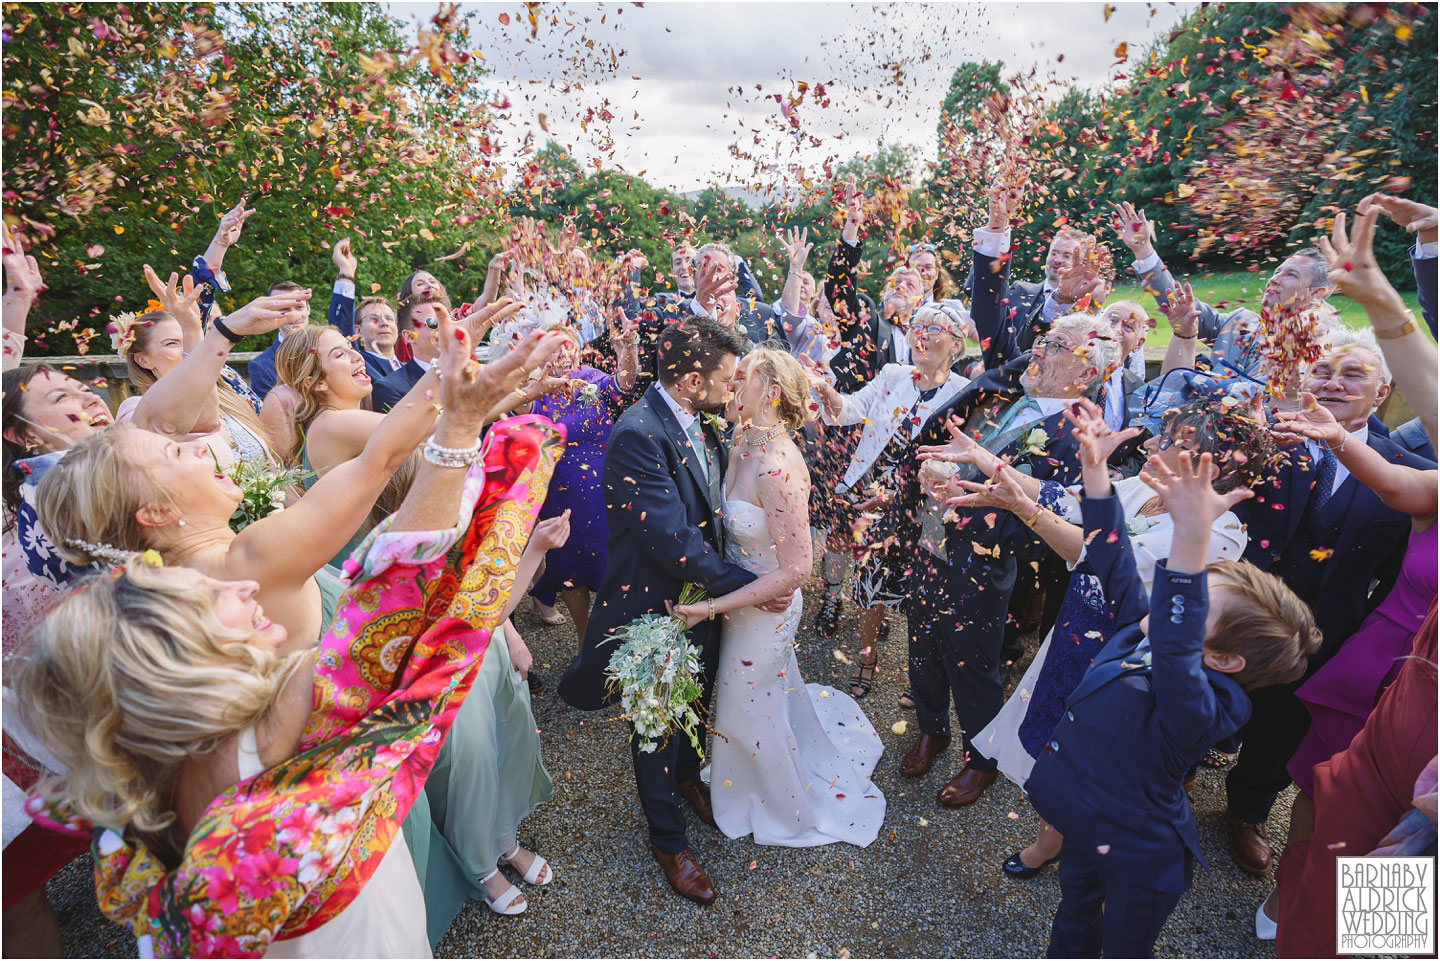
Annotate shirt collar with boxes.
[658,382,697,431]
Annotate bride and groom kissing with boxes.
[559,317,886,903]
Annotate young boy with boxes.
[1025,450,1321,958]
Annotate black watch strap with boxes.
[212,314,244,344]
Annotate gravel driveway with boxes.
[46,578,1286,959]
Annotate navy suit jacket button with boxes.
[1170,594,1184,604]
[1049,740,1060,752]
[1170,614,1184,624]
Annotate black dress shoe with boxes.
[814,594,842,638]
[1002,851,1060,880]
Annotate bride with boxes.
[674,347,886,848]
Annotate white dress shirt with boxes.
[1307,424,1367,496]
[657,381,698,432]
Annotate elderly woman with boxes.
[16,381,567,955]
[923,396,1272,878]
[804,303,972,700]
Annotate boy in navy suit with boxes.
[1025,448,1321,958]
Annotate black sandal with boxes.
[1201,749,1235,769]
[897,689,915,711]
[849,659,877,699]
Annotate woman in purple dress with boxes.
[521,317,639,642]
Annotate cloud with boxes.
[387,2,1198,194]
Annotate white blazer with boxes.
[823,362,969,493]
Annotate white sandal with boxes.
[502,844,552,886]
[480,869,527,915]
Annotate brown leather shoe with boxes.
[677,780,716,826]
[651,845,717,904]
[900,733,952,777]
[1227,813,1273,875]
[937,767,998,807]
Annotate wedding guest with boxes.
[1225,326,1434,876]
[371,297,447,413]
[1025,450,1319,958]
[907,241,959,304]
[15,387,564,953]
[925,397,1269,877]
[356,296,403,376]
[895,314,1119,808]
[516,316,638,637]
[805,305,970,703]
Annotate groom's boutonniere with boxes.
[1020,427,1049,458]
[700,412,727,435]
[1121,651,1153,670]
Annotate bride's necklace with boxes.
[739,423,786,448]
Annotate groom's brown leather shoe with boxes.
[899,733,951,777]
[677,780,716,826]
[937,767,998,807]
[652,846,717,904]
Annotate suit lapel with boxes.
[1068,634,1150,707]
[645,385,718,516]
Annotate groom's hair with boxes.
[657,317,747,385]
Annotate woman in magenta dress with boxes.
[523,319,638,642]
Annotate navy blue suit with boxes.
[896,377,1085,770]
[247,287,360,400]
[970,247,1049,370]
[1027,493,1250,958]
[1413,246,1436,337]
[558,385,755,854]
[1227,430,1434,822]
[369,359,429,414]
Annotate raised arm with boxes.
[1363,194,1437,336]
[131,289,311,438]
[201,198,254,276]
[611,308,640,393]
[1111,201,1224,342]
[2,224,42,370]
[1321,207,1439,450]
[937,464,1085,565]
[231,327,563,587]
[329,237,358,339]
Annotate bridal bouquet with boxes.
[226,459,312,533]
[603,583,709,757]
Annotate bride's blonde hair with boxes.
[12,557,305,842]
[742,346,816,431]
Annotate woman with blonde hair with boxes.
[671,346,886,848]
[16,391,568,954]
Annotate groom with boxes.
[559,316,783,904]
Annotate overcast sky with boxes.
[388,1,1199,195]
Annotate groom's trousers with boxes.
[906,545,1016,774]
[633,632,721,854]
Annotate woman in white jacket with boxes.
[806,304,972,701]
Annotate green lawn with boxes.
[1109,271,1427,350]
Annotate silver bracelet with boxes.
[423,437,482,469]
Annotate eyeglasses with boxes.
[413,316,439,330]
[1156,434,1200,453]
[908,243,938,255]
[913,323,951,335]
[1035,336,1079,353]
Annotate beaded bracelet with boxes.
[423,437,482,469]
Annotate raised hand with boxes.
[917,414,1002,477]
[214,198,255,248]
[696,255,737,312]
[1159,279,1200,338]
[2,223,43,301]
[1317,209,1407,312]
[780,227,813,272]
[1361,193,1438,246]
[223,289,313,337]
[1273,392,1347,450]
[436,308,564,420]
[985,183,1010,232]
[610,306,640,347]
[143,264,203,328]
[332,237,358,277]
[1140,450,1253,527]
[1064,398,1142,471]
[844,174,864,227]
[1108,201,1155,258]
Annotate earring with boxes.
[177,519,187,527]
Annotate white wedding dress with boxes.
[706,498,886,848]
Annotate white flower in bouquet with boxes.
[603,583,710,757]
[226,459,314,533]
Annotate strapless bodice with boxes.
[723,498,779,577]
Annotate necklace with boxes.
[739,424,786,448]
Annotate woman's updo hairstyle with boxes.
[744,345,816,431]
[274,325,336,464]
[35,423,168,566]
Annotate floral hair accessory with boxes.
[106,311,140,354]
[139,549,163,568]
